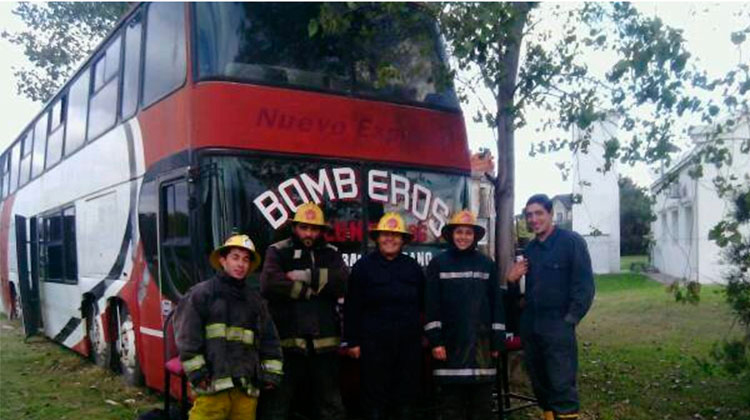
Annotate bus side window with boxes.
[31,112,48,179]
[46,95,67,169]
[88,34,122,140]
[0,154,5,198]
[160,179,194,298]
[9,142,21,194]
[122,13,143,120]
[40,207,78,284]
[18,131,33,187]
[65,69,90,155]
[142,2,186,108]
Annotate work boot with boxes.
[543,411,554,420]
[555,413,580,420]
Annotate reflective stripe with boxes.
[424,321,442,331]
[182,354,206,373]
[318,268,329,293]
[492,323,506,331]
[439,271,490,280]
[213,376,234,392]
[280,336,341,350]
[243,329,255,345]
[206,323,226,339]
[556,415,579,419]
[290,281,304,299]
[226,326,244,341]
[433,368,497,376]
[262,359,283,374]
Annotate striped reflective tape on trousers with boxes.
[424,321,442,331]
[262,359,283,375]
[182,354,206,373]
[205,323,255,344]
[556,415,579,419]
[290,281,304,299]
[492,323,506,331]
[439,271,490,280]
[433,368,497,376]
[280,336,341,350]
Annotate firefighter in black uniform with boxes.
[425,210,505,420]
[259,203,348,420]
[174,234,283,420]
[343,212,425,420]
[507,194,595,420]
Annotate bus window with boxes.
[0,154,5,198]
[2,152,10,197]
[40,207,78,284]
[160,179,194,298]
[194,3,459,110]
[88,35,122,140]
[65,70,90,155]
[121,13,143,120]
[46,96,66,168]
[18,131,33,187]
[8,142,20,193]
[31,112,48,178]
[143,2,186,107]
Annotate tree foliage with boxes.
[2,2,129,103]
[619,176,655,255]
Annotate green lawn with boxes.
[0,316,161,420]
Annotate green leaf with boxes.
[308,19,319,37]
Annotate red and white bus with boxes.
[0,2,471,395]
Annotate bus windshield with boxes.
[193,2,460,110]
[198,155,469,274]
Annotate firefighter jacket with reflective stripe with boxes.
[343,251,424,348]
[175,273,283,396]
[260,236,348,353]
[425,246,505,384]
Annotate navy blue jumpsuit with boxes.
[522,227,594,416]
[343,251,425,420]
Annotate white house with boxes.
[571,119,621,274]
[650,117,750,284]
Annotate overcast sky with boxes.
[1,2,747,213]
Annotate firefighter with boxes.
[507,194,595,420]
[425,210,505,420]
[343,212,425,420]
[174,234,283,420]
[259,202,348,420]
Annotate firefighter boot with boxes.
[555,413,580,420]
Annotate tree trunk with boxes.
[495,3,531,285]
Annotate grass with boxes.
[1,274,748,420]
[0,315,161,420]
[620,255,649,272]
[510,273,749,419]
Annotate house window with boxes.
[683,206,693,244]
[671,209,679,244]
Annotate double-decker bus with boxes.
[0,2,471,397]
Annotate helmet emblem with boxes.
[387,218,398,228]
[305,209,317,220]
[461,213,473,223]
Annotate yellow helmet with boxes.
[369,212,413,241]
[441,209,486,242]
[292,202,328,228]
[209,234,262,273]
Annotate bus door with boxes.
[14,215,41,337]
[157,173,196,301]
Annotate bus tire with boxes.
[85,301,112,369]
[114,302,144,386]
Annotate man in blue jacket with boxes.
[507,194,595,420]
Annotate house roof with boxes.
[552,193,573,210]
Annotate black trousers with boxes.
[360,331,421,420]
[521,324,579,414]
[258,350,345,420]
[438,382,493,420]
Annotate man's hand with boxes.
[432,346,447,361]
[506,259,528,283]
[347,346,361,359]
[286,269,311,283]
